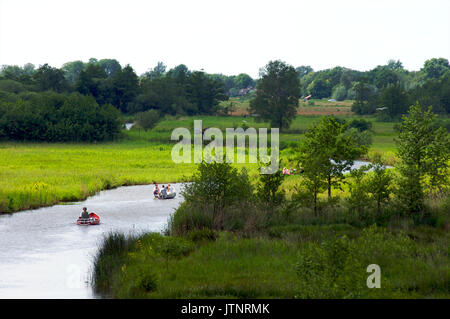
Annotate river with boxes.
[0,160,388,299]
[0,184,185,299]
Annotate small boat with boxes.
[153,185,176,199]
[154,192,176,200]
[76,212,100,225]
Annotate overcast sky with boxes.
[0,0,449,78]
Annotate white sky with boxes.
[0,0,449,78]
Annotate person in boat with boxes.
[80,207,90,220]
[153,184,160,197]
[160,185,168,198]
[167,183,172,194]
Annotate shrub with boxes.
[331,84,347,101]
[295,225,417,298]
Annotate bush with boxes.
[331,84,347,101]
[295,225,417,298]
[135,109,161,131]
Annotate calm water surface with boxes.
[0,184,184,299]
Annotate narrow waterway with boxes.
[0,160,387,299]
[0,184,185,299]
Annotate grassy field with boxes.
[93,224,450,299]
[1,107,447,213]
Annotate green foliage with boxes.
[366,156,393,214]
[185,228,218,243]
[256,164,285,208]
[378,83,411,118]
[0,92,121,142]
[182,159,253,217]
[295,225,417,298]
[395,103,450,213]
[135,109,161,131]
[331,84,347,101]
[250,60,300,131]
[421,58,450,79]
[348,118,373,132]
[298,117,367,204]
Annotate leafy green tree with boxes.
[395,103,450,213]
[369,65,399,89]
[185,71,228,114]
[182,159,253,220]
[421,58,450,79]
[308,78,331,99]
[250,60,300,131]
[233,73,255,89]
[331,84,347,101]
[298,117,367,201]
[167,64,191,85]
[33,64,69,92]
[379,83,410,118]
[351,78,374,114]
[61,60,86,84]
[110,64,140,112]
[97,59,122,77]
[366,155,393,214]
[75,63,108,100]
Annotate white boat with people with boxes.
[153,183,176,199]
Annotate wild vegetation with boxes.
[92,104,449,299]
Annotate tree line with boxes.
[1,57,449,141]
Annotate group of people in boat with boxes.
[153,183,175,199]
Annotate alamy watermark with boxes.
[367,264,381,288]
[171,120,279,174]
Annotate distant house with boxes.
[238,86,254,96]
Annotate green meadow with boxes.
[0,110,445,213]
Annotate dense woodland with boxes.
[0,57,449,141]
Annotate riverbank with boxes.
[93,223,450,299]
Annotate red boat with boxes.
[76,212,100,225]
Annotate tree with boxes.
[97,59,122,77]
[421,58,450,79]
[61,60,86,84]
[185,71,228,114]
[75,63,108,100]
[366,155,392,214]
[256,164,285,208]
[250,60,300,131]
[331,84,347,101]
[110,64,140,112]
[351,78,374,115]
[298,117,367,201]
[33,64,69,92]
[182,159,252,222]
[233,73,255,89]
[395,103,450,213]
[378,83,410,118]
[136,109,161,131]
